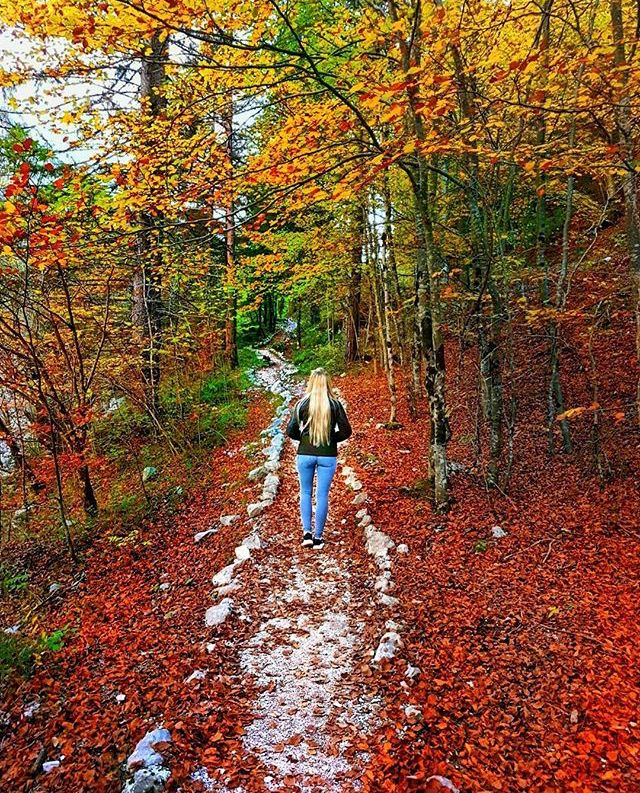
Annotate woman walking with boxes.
[286,368,352,549]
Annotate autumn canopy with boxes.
[0,0,639,790]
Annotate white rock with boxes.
[158,582,171,591]
[43,760,61,773]
[379,593,399,607]
[425,776,460,793]
[405,664,421,679]
[194,527,217,543]
[355,508,367,519]
[374,571,393,592]
[191,767,215,791]
[404,705,422,720]
[346,478,363,491]
[359,514,372,528]
[211,563,238,587]
[205,598,233,627]
[185,669,207,683]
[342,466,354,478]
[397,543,409,554]
[122,766,171,793]
[126,728,171,772]
[262,474,280,498]
[352,492,368,505]
[247,501,267,518]
[215,580,240,597]
[491,525,508,539]
[219,514,240,527]
[248,465,267,481]
[23,701,40,718]
[116,693,127,703]
[365,526,395,557]
[48,582,61,594]
[142,466,158,483]
[373,631,403,663]
[241,533,261,550]
[235,545,251,561]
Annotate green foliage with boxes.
[93,402,153,460]
[0,627,67,680]
[474,539,488,553]
[293,334,345,376]
[110,493,146,524]
[238,346,264,372]
[0,564,29,595]
[40,628,65,653]
[200,370,236,406]
[0,634,33,679]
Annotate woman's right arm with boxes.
[334,400,352,442]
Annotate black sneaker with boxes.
[312,537,325,550]
[301,532,313,547]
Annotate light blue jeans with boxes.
[296,454,338,538]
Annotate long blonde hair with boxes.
[303,368,334,446]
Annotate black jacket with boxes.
[286,396,352,456]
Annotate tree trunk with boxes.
[387,0,450,510]
[610,0,640,423]
[222,101,239,367]
[345,202,364,362]
[382,174,405,364]
[78,462,98,517]
[414,165,450,512]
[133,32,168,418]
[381,212,399,424]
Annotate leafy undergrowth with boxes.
[338,242,640,791]
[0,393,273,792]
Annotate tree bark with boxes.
[345,202,364,362]
[133,32,168,417]
[610,0,640,423]
[222,101,239,367]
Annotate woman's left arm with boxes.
[286,402,301,440]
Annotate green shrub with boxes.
[238,347,264,371]
[293,339,345,376]
[201,371,235,406]
[0,634,34,678]
[0,627,67,680]
[93,402,153,459]
[0,564,29,595]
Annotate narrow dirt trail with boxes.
[189,350,401,793]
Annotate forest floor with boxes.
[2,242,640,792]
